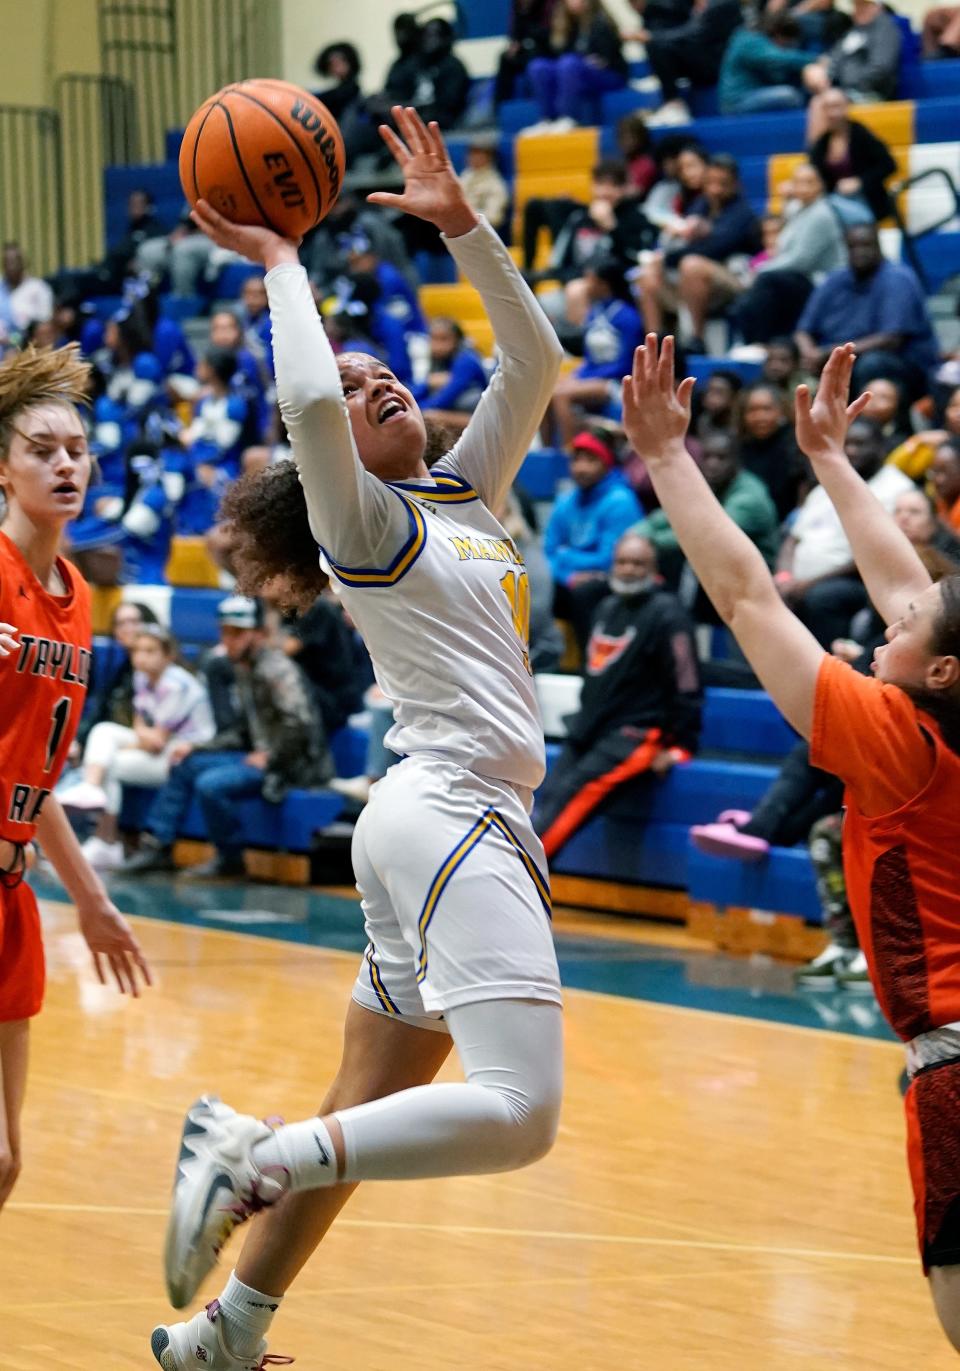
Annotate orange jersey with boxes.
[0,529,91,844]
[811,654,960,1041]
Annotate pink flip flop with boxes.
[716,809,753,828]
[690,822,770,862]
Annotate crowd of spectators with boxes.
[8,1,960,956]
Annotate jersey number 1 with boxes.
[500,569,532,675]
[44,696,72,772]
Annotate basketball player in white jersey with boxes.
[151,108,565,1370]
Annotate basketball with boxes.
[179,78,345,238]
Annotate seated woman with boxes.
[411,318,488,434]
[738,383,808,521]
[177,347,258,534]
[57,625,215,869]
[526,0,628,131]
[806,87,896,226]
[544,256,643,447]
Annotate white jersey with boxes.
[266,217,563,792]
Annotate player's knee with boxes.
[512,1093,561,1167]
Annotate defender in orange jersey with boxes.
[0,345,151,1210]
[621,337,960,1354]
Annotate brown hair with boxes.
[551,0,608,48]
[218,420,455,612]
[0,344,92,457]
[902,573,960,753]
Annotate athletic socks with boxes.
[218,1269,284,1358]
[252,1116,339,1191]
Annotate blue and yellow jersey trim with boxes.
[388,473,479,504]
[365,945,400,1015]
[416,805,551,984]
[322,491,427,588]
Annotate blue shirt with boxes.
[412,346,488,412]
[578,300,644,381]
[545,469,644,584]
[797,260,939,373]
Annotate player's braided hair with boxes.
[0,344,92,455]
[218,419,454,613]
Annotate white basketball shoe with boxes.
[151,1301,293,1369]
[164,1096,288,1309]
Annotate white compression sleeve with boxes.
[259,1000,563,1188]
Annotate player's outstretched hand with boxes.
[795,343,871,467]
[621,335,695,463]
[190,199,301,272]
[368,106,478,239]
[77,899,153,997]
[0,622,20,657]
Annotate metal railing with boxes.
[891,165,960,292]
[0,106,64,277]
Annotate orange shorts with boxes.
[905,1060,960,1272]
[0,880,45,1022]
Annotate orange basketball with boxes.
[179,78,346,238]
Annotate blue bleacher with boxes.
[518,448,570,500]
[899,58,960,99]
[170,588,224,645]
[687,844,821,920]
[119,783,344,852]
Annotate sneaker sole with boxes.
[151,1325,177,1370]
[164,1099,236,1309]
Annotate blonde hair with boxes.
[0,344,92,459]
[551,0,608,48]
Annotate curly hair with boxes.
[219,419,456,612]
[0,343,92,457]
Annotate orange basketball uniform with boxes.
[812,655,960,1268]
[0,529,91,1021]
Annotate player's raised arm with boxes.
[621,336,825,740]
[187,201,403,567]
[369,108,564,509]
[794,345,933,627]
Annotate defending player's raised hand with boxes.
[0,622,20,657]
[367,106,478,239]
[76,898,153,997]
[189,198,301,270]
[795,343,872,467]
[621,335,696,464]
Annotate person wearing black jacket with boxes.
[280,593,370,738]
[645,0,743,125]
[495,0,555,106]
[535,532,702,859]
[807,88,897,223]
[738,383,808,520]
[313,42,363,124]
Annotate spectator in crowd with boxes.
[280,591,369,739]
[617,113,659,197]
[207,308,267,404]
[624,0,696,38]
[524,160,655,314]
[795,224,940,402]
[806,87,897,224]
[304,190,417,296]
[641,137,707,237]
[638,154,762,348]
[56,191,166,301]
[58,625,215,869]
[931,436,960,533]
[805,0,902,118]
[404,17,471,129]
[67,439,182,584]
[122,596,332,879]
[74,601,159,758]
[544,257,644,445]
[776,415,914,644]
[340,13,425,161]
[136,209,244,299]
[739,383,808,519]
[526,0,628,131]
[177,348,255,534]
[545,429,644,588]
[922,3,960,57]
[337,230,426,338]
[886,383,960,479]
[459,136,510,233]
[718,12,819,114]
[313,42,363,123]
[731,162,847,343]
[412,318,488,431]
[858,374,911,452]
[534,530,702,858]
[0,242,53,342]
[761,334,816,398]
[693,368,743,443]
[495,0,555,106]
[238,276,274,382]
[644,0,743,126]
[633,431,780,591]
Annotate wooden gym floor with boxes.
[3,872,952,1370]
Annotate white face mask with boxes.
[611,574,656,598]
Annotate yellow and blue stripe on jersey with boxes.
[322,491,428,588]
[415,805,552,984]
[388,473,479,504]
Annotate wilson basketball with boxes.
[179,78,346,238]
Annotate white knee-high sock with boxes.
[252,999,563,1190]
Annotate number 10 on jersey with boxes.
[500,568,532,675]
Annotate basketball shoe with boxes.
[164,1096,288,1309]
[151,1301,293,1370]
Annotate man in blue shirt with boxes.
[545,429,644,590]
[795,224,939,400]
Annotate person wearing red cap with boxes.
[544,428,643,595]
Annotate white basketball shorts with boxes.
[351,753,561,1029]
